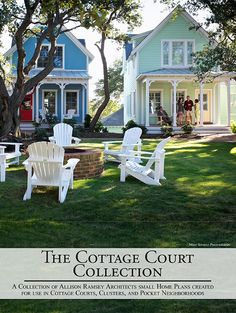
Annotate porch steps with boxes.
[20,122,35,134]
[147,125,231,135]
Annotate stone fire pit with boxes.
[64,147,104,179]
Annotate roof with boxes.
[12,69,90,80]
[141,68,194,75]
[4,26,94,61]
[102,107,124,126]
[137,68,236,80]
[127,5,209,60]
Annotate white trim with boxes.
[161,39,195,68]
[128,6,209,59]
[64,90,80,116]
[42,89,58,116]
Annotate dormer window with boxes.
[162,40,194,67]
[37,45,64,68]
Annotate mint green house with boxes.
[123,7,236,131]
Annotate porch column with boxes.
[145,79,150,127]
[227,79,231,126]
[60,84,65,122]
[35,85,40,123]
[82,85,86,123]
[170,80,178,127]
[200,81,204,126]
[86,82,89,118]
[141,82,144,124]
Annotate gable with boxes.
[139,13,209,74]
[7,29,93,71]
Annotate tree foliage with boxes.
[161,0,236,79]
[94,59,123,100]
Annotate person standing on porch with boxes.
[184,95,194,124]
[177,97,184,126]
[194,99,200,126]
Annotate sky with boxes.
[0,0,208,98]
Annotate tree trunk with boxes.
[89,33,110,131]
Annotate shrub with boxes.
[181,123,193,134]
[33,128,48,141]
[45,113,58,127]
[94,121,108,133]
[63,117,77,128]
[230,121,236,133]
[84,114,92,128]
[161,125,173,138]
[122,120,147,135]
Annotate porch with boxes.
[19,69,89,124]
[134,69,236,128]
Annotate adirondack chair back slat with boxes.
[30,160,62,185]
[122,127,142,151]
[28,141,64,162]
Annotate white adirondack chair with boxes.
[0,152,6,182]
[64,109,76,119]
[102,127,142,163]
[119,137,171,185]
[49,123,81,147]
[39,109,46,122]
[23,142,79,203]
[0,142,22,165]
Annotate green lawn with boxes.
[0,138,236,312]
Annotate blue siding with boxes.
[12,33,87,70]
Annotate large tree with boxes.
[88,0,142,131]
[160,0,236,79]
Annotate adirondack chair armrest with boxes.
[0,142,22,153]
[103,141,123,151]
[119,153,157,161]
[71,137,81,144]
[102,141,123,144]
[48,136,56,143]
[64,158,80,170]
[122,142,142,148]
[0,146,6,153]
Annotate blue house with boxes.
[5,28,94,124]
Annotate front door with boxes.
[20,94,33,121]
[195,90,212,123]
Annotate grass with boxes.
[0,138,236,312]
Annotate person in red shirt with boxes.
[184,95,194,124]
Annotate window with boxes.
[162,40,194,67]
[172,41,184,66]
[37,45,63,68]
[149,91,162,114]
[43,91,56,115]
[187,41,194,65]
[65,91,78,114]
[163,41,169,66]
[197,93,208,111]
